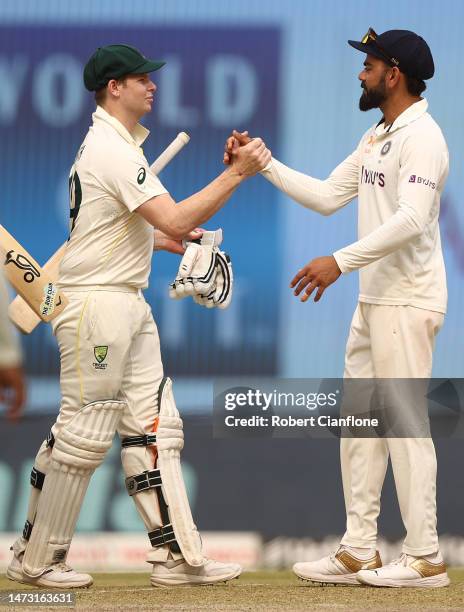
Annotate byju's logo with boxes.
[361,165,385,187]
[409,175,436,189]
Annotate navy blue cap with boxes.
[348,29,434,80]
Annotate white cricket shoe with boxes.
[150,557,242,587]
[293,546,382,585]
[7,541,93,589]
[356,552,450,588]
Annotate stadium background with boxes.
[0,0,463,570]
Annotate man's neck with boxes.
[380,95,422,128]
[100,103,140,135]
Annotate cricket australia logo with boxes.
[93,346,108,370]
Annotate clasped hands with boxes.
[223,130,270,176]
[224,129,342,302]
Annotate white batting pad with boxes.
[157,378,203,566]
[22,400,125,577]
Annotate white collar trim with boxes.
[93,105,150,146]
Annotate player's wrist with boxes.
[332,251,348,274]
[260,157,273,173]
[223,165,248,182]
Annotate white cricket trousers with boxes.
[25,287,180,563]
[51,287,164,438]
[340,302,444,556]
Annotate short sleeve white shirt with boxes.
[59,105,168,289]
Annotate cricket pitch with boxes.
[1,569,463,610]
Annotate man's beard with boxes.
[359,81,387,111]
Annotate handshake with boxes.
[167,130,271,310]
[169,229,233,309]
[222,130,271,175]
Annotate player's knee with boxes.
[53,399,126,470]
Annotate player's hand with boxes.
[154,228,203,255]
[228,137,271,176]
[291,256,342,302]
[223,130,252,165]
[0,366,26,422]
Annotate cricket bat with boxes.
[0,225,69,328]
[7,242,68,333]
[7,131,191,334]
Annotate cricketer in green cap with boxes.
[83,44,165,92]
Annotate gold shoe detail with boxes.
[335,550,382,573]
[409,558,447,578]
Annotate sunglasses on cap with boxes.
[361,27,400,68]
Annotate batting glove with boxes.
[169,229,223,298]
[193,250,234,310]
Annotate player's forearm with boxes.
[170,167,246,237]
[333,206,423,273]
[0,343,22,367]
[0,272,22,367]
[260,158,354,215]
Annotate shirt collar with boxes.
[93,105,150,146]
[374,98,428,136]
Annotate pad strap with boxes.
[125,469,162,495]
[23,520,33,541]
[148,524,177,548]
[30,467,45,490]
[125,467,181,553]
[46,431,55,449]
[121,434,157,448]
[24,467,46,541]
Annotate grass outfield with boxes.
[1,570,464,610]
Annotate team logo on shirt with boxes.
[361,165,385,187]
[408,175,436,189]
[364,134,376,153]
[137,167,146,185]
[93,346,108,370]
[380,141,391,156]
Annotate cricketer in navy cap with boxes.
[348,28,434,80]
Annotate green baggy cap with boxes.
[84,44,165,91]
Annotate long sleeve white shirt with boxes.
[261,99,448,313]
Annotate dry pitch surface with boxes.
[1,570,464,611]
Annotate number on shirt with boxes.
[68,166,82,234]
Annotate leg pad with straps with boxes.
[122,377,202,566]
[22,468,45,542]
[22,400,125,577]
[124,466,181,555]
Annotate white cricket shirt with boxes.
[59,105,168,289]
[261,99,448,313]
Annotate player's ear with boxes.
[107,79,120,98]
[389,66,401,88]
